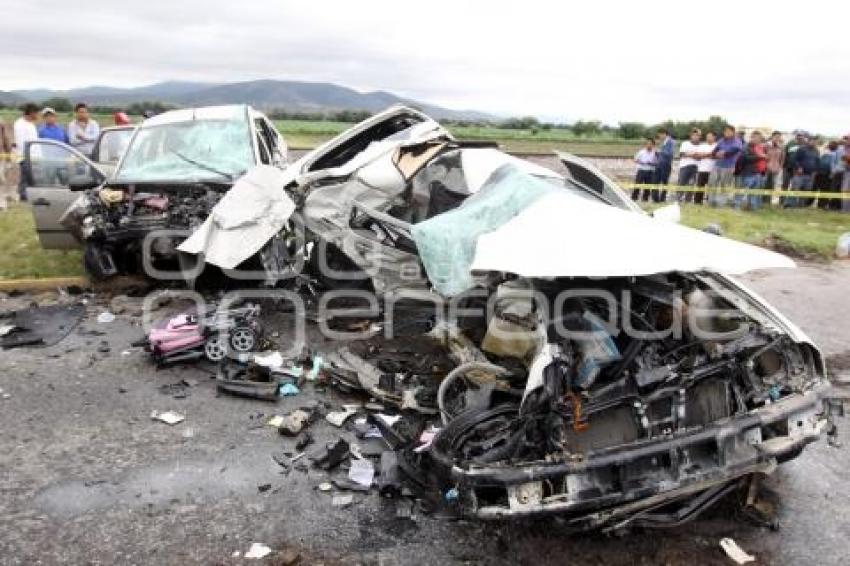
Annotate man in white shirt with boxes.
[676,128,702,201]
[67,102,100,157]
[694,131,717,205]
[632,137,657,201]
[13,103,40,201]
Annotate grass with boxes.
[0,203,83,280]
[643,203,850,260]
[275,119,636,155]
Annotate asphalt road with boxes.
[1,262,849,565]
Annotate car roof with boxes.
[140,105,251,127]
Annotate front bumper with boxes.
[442,383,830,521]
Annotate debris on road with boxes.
[325,405,359,427]
[96,311,115,324]
[348,457,375,488]
[244,542,273,559]
[0,303,85,348]
[311,438,350,471]
[332,494,354,508]
[720,538,756,564]
[216,362,279,401]
[276,409,311,436]
[279,383,299,396]
[150,410,185,425]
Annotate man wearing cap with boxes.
[67,102,100,157]
[13,103,39,201]
[37,108,68,144]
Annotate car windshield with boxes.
[115,119,253,183]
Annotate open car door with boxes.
[25,140,106,249]
[90,125,135,177]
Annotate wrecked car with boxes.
[180,105,832,527]
[24,105,287,278]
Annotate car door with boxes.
[341,199,428,294]
[90,126,135,177]
[555,151,643,213]
[25,140,106,249]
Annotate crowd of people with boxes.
[633,126,850,212]
[0,102,132,201]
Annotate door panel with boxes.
[25,140,104,249]
[341,200,427,294]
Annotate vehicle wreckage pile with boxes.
[16,104,834,530]
[138,263,829,528]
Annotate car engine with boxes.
[63,184,224,278]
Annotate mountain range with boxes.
[1,80,493,121]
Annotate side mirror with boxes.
[652,203,681,223]
[68,174,101,191]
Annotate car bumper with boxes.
[444,382,830,521]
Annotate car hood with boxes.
[471,189,794,278]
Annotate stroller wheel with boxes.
[230,326,257,352]
[204,335,228,361]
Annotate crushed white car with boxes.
[178,105,832,527]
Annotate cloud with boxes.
[3,0,848,133]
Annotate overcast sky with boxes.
[3,1,847,133]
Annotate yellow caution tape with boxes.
[625,183,850,199]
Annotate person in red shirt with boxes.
[736,130,767,210]
[113,112,132,126]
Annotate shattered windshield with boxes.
[115,119,254,183]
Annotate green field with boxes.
[0,204,84,280]
[276,118,635,155]
[1,110,638,157]
[645,204,849,260]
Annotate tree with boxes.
[618,122,648,139]
[40,97,72,112]
[570,120,602,136]
[500,116,540,130]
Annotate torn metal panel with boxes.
[178,165,295,269]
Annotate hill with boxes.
[10,80,492,121]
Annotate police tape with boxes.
[625,183,850,200]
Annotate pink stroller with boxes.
[140,304,262,365]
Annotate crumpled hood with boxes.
[178,165,295,269]
[471,185,795,279]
